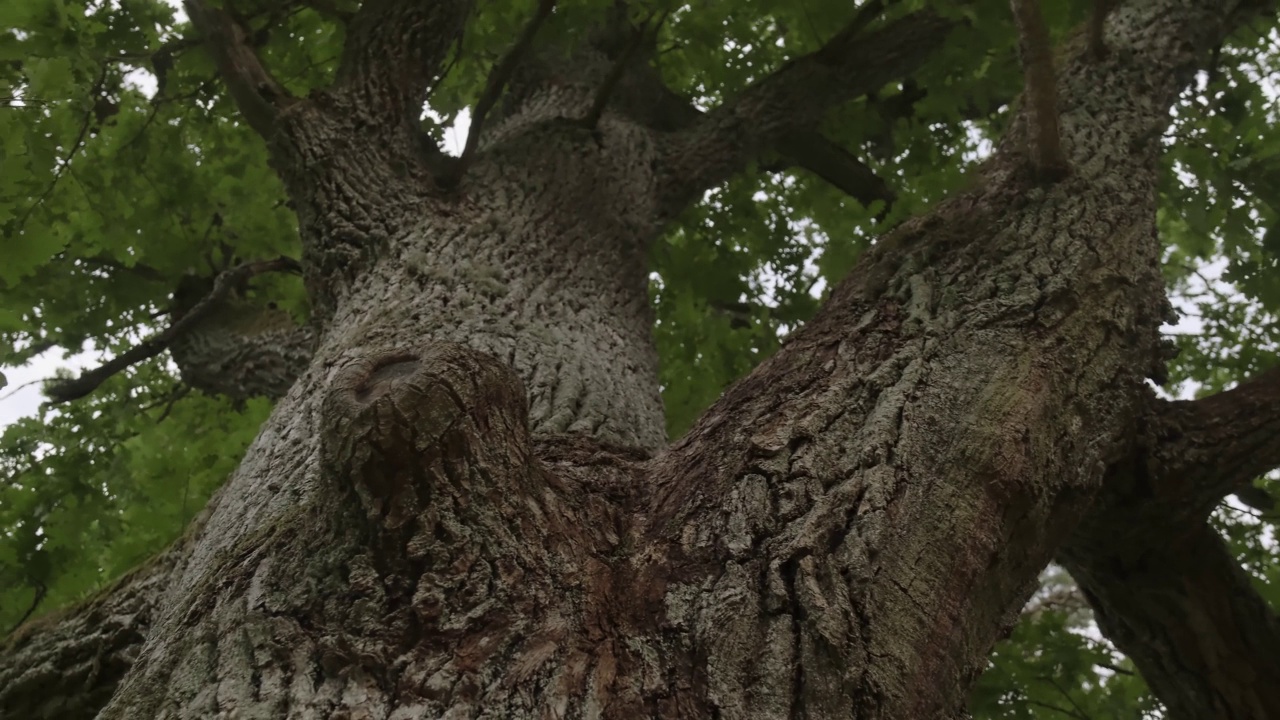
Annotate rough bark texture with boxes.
[4,0,1279,718]
[1060,367,1280,720]
[167,274,317,402]
[1065,522,1280,720]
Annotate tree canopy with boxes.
[2,0,1278,716]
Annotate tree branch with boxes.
[655,8,958,213]
[1058,367,1280,720]
[445,0,558,187]
[579,8,668,131]
[1061,521,1280,720]
[334,0,473,120]
[642,71,901,210]
[0,520,201,720]
[771,132,897,213]
[44,257,302,405]
[1146,366,1280,511]
[183,0,295,139]
[1010,0,1069,181]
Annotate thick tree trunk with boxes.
[4,0,1277,718]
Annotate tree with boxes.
[2,0,1279,716]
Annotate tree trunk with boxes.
[4,0,1279,718]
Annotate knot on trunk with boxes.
[320,343,530,528]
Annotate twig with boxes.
[1041,676,1094,720]
[1010,0,1069,181]
[154,384,192,423]
[445,0,557,186]
[1023,697,1090,720]
[44,256,302,404]
[0,378,47,403]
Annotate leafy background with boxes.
[2,0,1278,716]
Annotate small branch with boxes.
[815,0,895,64]
[772,132,896,213]
[153,384,192,423]
[1093,660,1134,676]
[183,0,294,139]
[446,0,558,187]
[579,9,669,130]
[44,256,302,405]
[1010,0,1069,181]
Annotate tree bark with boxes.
[1060,367,1280,720]
[3,0,1278,718]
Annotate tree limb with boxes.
[183,0,295,139]
[642,75,899,210]
[1010,0,1069,181]
[772,132,897,213]
[1061,521,1280,720]
[579,9,668,131]
[0,485,227,720]
[334,0,473,119]
[1058,368,1280,719]
[1145,366,1280,512]
[655,8,958,213]
[44,257,302,405]
[445,0,558,187]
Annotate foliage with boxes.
[1,0,1278,715]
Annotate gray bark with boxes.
[3,0,1278,718]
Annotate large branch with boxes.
[655,8,958,212]
[335,0,474,121]
[773,133,897,211]
[1059,368,1280,719]
[643,81,898,210]
[1061,521,1280,720]
[1145,366,1280,509]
